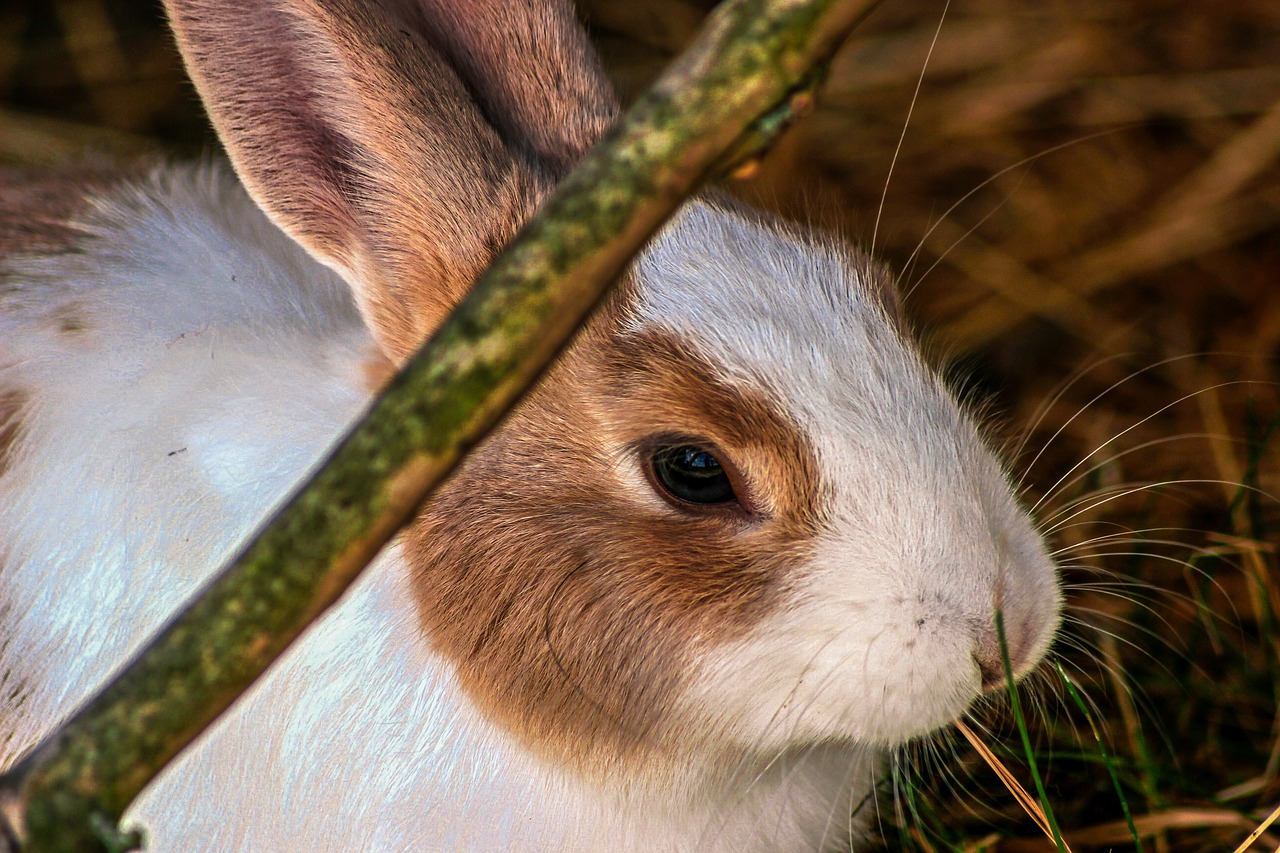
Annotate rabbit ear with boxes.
[163,0,618,359]
[408,0,617,175]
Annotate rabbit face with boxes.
[405,200,1061,775]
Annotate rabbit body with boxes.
[0,1,1062,851]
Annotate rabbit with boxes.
[0,0,1062,850]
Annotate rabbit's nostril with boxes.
[974,622,1012,693]
[975,647,1006,692]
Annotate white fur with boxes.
[0,168,373,760]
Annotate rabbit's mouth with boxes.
[678,511,1060,753]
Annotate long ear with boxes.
[163,0,619,360]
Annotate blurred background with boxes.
[2,0,1278,849]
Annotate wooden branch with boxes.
[0,0,877,848]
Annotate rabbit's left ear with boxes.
[163,0,617,360]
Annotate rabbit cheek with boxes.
[403,346,821,775]
[404,449,796,774]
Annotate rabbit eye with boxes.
[650,445,738,506]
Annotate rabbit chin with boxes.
[684,603,993,752]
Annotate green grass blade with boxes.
[1054,660,1145,851]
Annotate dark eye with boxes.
[650,445,738,506]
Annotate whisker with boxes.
[1010,352,1134,465]
[898,126,1126,301]
[1042,478,1273,535]
[1050,521,1231,553]
[1035,428,1276,517]
[1030,377,1278,515]
[871,0,950,256]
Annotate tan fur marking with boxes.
[53,304,90,338]
[0,388,27,480]
[405,312,824,776]
[595,329,826,525]
[359,348,397,394]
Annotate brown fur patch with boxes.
[405,315,824,776]
[0,388,27,480]
[359,348,397,394]
[594,329,826,524]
